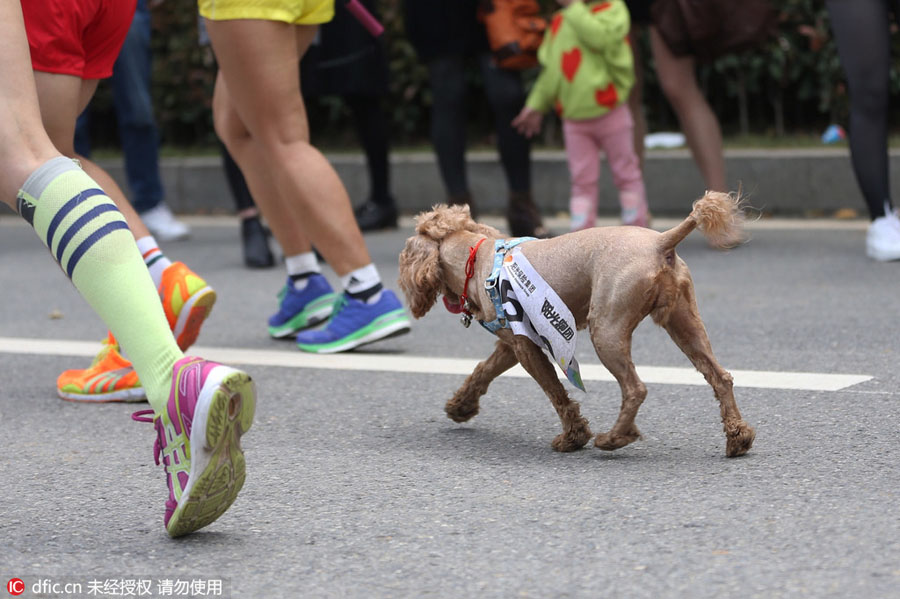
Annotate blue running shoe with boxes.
[296,289,411,353]
[268,274,338,339]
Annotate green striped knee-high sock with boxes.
[17,156,182,414]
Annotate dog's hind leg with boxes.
[589,322,647,452]
[509,337,592,452]
[445,340,518,423]
[661,288,755,457]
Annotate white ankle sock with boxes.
[341,264,383,303]
[135,236,172,287]
[285,252,321,290]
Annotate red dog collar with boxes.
[458,237,487,317]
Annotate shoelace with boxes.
[87,335,117,368]
[330,294,350,319]
[880,201,900,233]
[132,409,178,513]
[131,410,163,467]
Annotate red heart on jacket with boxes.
[592,1,612,13]
[561,47,581,82]
[550,14,562,36]
[595,83,618,108]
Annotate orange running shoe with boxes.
[57,262,216,403]
[57,334,145,403]
[159,261,217,351]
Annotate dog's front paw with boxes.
[445,398,480,423]
[594,426,642,451]
[551,419,593,452]
[725,420,755,457]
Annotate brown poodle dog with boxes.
[398,192,755,457]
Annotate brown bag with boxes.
[478,0,547,70]
[650,0,777,63]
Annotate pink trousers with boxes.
[562,105,648,230]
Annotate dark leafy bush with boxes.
[84,0,900,149]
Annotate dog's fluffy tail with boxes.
[658,191,745,252]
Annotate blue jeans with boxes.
[74,0,164,214]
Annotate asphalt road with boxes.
[1,214,898,599]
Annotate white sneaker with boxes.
[866,210,900,261]
[141,203,191,242]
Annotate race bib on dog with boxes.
[499,250,585,392]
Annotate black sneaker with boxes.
[241,216,275,268]
[355,200,398,231]
[507,191,551,238]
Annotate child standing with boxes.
[513,0,648,230]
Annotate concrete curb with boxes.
[7,148,900,218]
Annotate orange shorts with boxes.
[22,0,137,79]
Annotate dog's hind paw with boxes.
[725,421,755,457]
[445,399,480,423]
[552,421,593,452]
[594,426,641,451]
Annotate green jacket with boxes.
[525,0,634,120]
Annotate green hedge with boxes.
[83,0,900,149]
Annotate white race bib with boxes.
[499,249,585,392]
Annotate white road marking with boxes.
[0,336,872,392]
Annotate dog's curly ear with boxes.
[398,234,442,319]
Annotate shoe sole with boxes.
[867,245,900,261]
[165,366,256,538]
[296,311,412,354]
[268,293,337,339]
[58,387,146,403]
[173,287,217,351]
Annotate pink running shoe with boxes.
[133,357,255,537]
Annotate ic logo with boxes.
[7,578,24,596]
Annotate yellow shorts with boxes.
[199,0,334,25]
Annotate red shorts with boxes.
[21,0,137,79]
